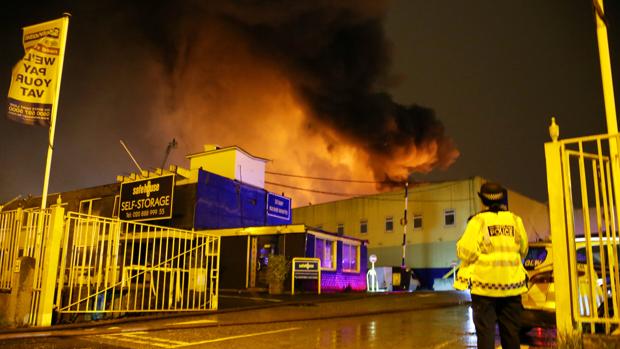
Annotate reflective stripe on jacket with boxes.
[456,211,529,297]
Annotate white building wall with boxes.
[235,150,266,189]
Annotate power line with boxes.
[265,171,459,194]
[364,196,472,203]
[265,181,470,202]
[265,170,397,184]
[265,181,375,197]
[266,171,464,201]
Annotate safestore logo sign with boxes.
[120,174,174,221]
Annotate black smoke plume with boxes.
[114,1,459,182]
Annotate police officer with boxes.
[454,182,528,349]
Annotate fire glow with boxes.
[135,2,459,207]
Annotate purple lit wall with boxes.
[305,234,368,292]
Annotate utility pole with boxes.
[401,182,409,268]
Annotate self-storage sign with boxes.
[120,174,174,221]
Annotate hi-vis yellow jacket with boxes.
[454,210,529,297]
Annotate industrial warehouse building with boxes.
[292,176,550,288]
[3,145,292,229]
[2,144,368,308]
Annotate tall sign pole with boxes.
[40,14,70,210]
[593,0,618,135]
[593,1,620,271]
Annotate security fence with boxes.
[0,209,22,291]
[0,208,52,325]
[57,212,220,317]
[546,132,620,334]
[0,207,220,326]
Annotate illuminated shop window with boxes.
[413,214,423,230]
[444,209,455,226]
[315,237,336,270]
[360,219,368,234]
[342,242,359,272]
[337,223,344,235]
[385,216,394,232]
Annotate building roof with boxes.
[203,224,367,244]
[185,144,269,162]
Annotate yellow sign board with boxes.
[8,17,67,126]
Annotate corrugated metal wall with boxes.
[194,170,291,229]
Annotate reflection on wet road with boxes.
[0,292,557,348]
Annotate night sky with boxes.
[1,1,619,206]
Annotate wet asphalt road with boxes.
[0,291,557,348]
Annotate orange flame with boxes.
[144,22,458,207]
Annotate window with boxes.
[385,216,394,232]
[576,244,620,269]
[337,223,344,235]
[79,198,102,216]
[315,237,336,270]
[413,214,422,230]
[444,209,455,226]
[112,195,120,218]
[342,242,359,272]
[524,246,549,270]
[360,219,368,234]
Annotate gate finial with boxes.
[549,117,559,142]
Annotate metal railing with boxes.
[0,208,52,325]
[0,209,22,291]
[546,132,620,334]
[56,212,220,317]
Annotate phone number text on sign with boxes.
[124,207,167,219]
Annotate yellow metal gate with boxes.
[56,212,220,318]
[546,131,620,334]
[0,208,53,326]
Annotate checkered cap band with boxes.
[481,192,504,201]
[479,182,506,204]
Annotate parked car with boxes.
[521,241,556,329]
[521,238,619,332]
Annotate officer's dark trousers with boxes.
[471,294,522,349]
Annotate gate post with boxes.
[7,256,35,326]
[36,201,65,326]
[544,119,574,334]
